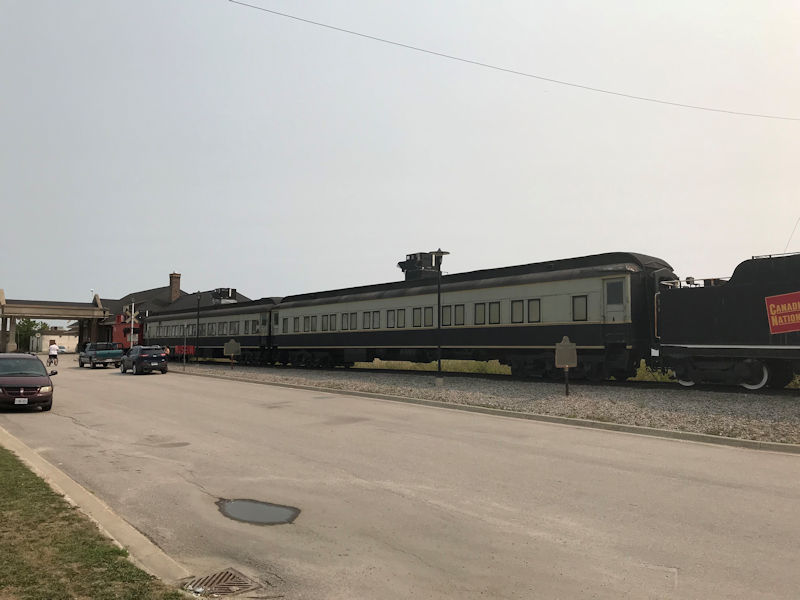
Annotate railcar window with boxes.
[363,312,371,329]
[413,308,422,327]
[511,300,523,323]
[387,309,395,328]
[244,320,250,334]
[342,313,349,330]
[322,315,329,331]
[489,302,500,324]
[282,318,288,334]
[199,323,206,336]
[303,316,310,332]
[312,316,318,331]
[252,319,259,333]
[454,304,465,326]
[442,305,452,326]
[273,313,279,325]
[397,309,406,328]
[330,314,337,330]
[188,324,196,337]
[573,296,588,321]
[219,322,228,335]
[293,317,300,333]
[475,303,486,325]
[528,299,541,323]
[606,280,624,305]
[350,312,357,329]
[230,322,239,335]
[424,307,433,327]
[372,311,380,329]
[208,323,216,336]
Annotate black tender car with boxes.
[0,353,56,411]
[120,346,168,375]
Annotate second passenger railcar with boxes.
[272,252,676,379]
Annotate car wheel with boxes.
[132,363,138,375]
[90,359,97,369]
[161,367,168,374]
[115,363,121,368]
[120,362,127,374]
[78,358,84,367]
[41,400,52,412]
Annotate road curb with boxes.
[0,424,192,584]
[173,369,800,455]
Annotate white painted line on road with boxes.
[0,424,191,584]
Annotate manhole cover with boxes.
[217,498,300,525]
[183,567,261,596]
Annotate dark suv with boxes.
[0,353,56,411]
[120,346,168,375]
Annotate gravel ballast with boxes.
[171,363,800,445]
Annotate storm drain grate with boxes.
[183,567,262,596]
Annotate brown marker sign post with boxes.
[223,339,241,369]
[554,336,578,396]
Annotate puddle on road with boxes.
[216,499,300,525]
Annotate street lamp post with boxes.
[431,248,450,386]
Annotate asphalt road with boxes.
[2,359,800,599]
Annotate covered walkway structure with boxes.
[0,290,108,352]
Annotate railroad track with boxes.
[173,361,799,397]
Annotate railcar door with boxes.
[603,278,626,323]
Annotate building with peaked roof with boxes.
[91,275,253,349]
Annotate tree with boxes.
[15,318,49,352]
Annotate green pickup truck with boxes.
[79,342,124,369]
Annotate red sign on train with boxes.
[765,291,800,334]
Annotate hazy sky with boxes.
[3,0,799,303]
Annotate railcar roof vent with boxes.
[398,252,438,281]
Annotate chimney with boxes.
[169,272,181,303]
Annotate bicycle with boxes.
[46,355,58,367]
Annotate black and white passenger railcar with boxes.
[144,297,278,363]
[272,252,676,380]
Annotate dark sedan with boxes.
[0,353,56,411]
[120,346,168,375]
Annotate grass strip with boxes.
[354,358,800,388]
[0,445,183,600]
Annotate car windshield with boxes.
[0,358,47,376]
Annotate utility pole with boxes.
[195,291,201,364]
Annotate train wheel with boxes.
[677,378,696,387]
[740,362,769,391]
